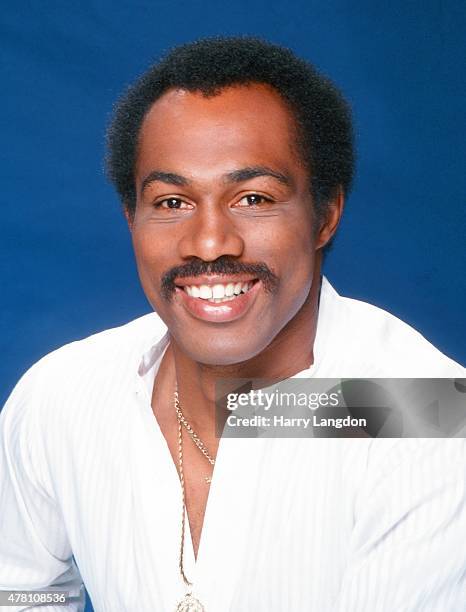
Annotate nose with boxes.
[177,203,245,261]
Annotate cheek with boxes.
[252,222,315,312]
[132,225,166,267]
[130,228,170,299]
[246,219,315,275]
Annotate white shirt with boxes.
[1,277,465,611]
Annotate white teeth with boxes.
[183,280,256,300]
[209,296,236,303]
[199,285,212,299]
[212,284,226,299]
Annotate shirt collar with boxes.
[292,274,339,378]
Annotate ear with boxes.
[315,188,345,250]
[124,205,134,231]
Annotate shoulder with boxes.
[2,311,167,416]
[44,311,163,367]
[325,279,465,377]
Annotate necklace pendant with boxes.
[175,593,205,611]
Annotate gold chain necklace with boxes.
[174,385,209,612]
[174,385,216,483]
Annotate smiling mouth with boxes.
[175,279,258,303]
[173,276,261,323]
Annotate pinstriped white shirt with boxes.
[1,277,465,611]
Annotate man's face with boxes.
[131,83,320,365]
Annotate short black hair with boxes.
[106,36,355,223]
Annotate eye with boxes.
[237,194,273,207]
[154,197,191,210]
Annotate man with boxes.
[1,37,464,612]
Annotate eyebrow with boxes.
[140,165,292,194]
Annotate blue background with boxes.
[1,2,465,610]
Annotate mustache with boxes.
[161,256,279,300]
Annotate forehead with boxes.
[135,83,304,184]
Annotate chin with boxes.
[174,329,273,368]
